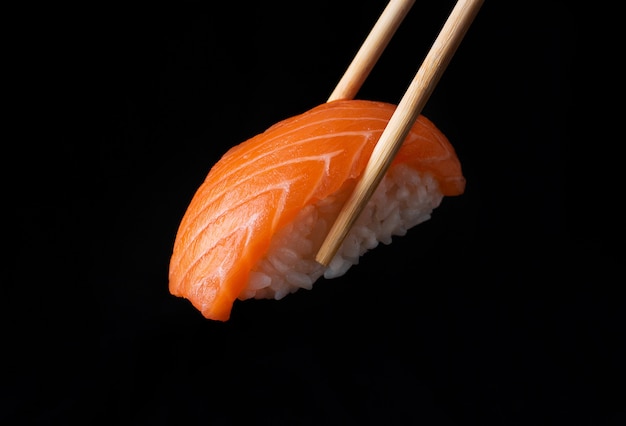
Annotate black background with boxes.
[6,1,623,425]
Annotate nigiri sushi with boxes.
[169,99,465,321]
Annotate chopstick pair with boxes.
[316,0,484,265]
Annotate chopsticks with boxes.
[316,0,484,266]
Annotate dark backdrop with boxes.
[6,1,622,425]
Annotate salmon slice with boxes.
[169,99,465,321]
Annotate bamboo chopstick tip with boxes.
[315,231,343,266]
[315,250,333,267]
[314,257,329,267]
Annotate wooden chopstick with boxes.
[328,0,416,102]
[316,0,484,266]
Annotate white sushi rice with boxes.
[239,164,443,300]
